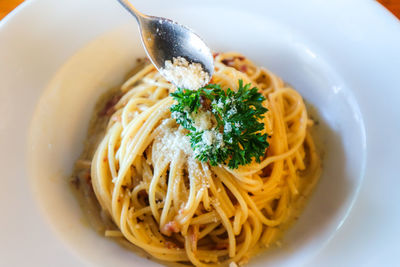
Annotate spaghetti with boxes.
[72,52,321,266]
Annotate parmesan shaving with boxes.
[161,56,209,90]
[155,119,193,160]
[193,110,213,131]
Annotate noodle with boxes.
[72,52,321,266]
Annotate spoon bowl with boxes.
[117,0,214,84]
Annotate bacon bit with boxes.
[221,58,235,66]
[213,52,220,58]
[98,94,122,117]
[103,157,108,162]
[237,56,246,61]
[161,221,180,236]
[200,95,211,110]
[239,65,248,73]
[164,241,178,249]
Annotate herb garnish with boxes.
[170,79,269,169]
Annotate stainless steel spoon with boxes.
[117,0,214,84]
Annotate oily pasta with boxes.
[73,52,321,266]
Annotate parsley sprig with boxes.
[170,79,269,169]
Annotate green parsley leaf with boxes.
[170,79,269,169]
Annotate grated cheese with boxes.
[224,123,232,133]
[202,130,214,146]
[193,110,213,131]
[161,56,209,90]
[190,109,225,156]
[226,105,237,118]
[154,119,193,161]
[153,119,209,179]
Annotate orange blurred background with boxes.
[0,0,24,20]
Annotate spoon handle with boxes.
[117,0,144,22]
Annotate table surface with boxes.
[1,0,400,21]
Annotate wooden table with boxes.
[1,0,399,21]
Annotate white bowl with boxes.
[1,0,400,266]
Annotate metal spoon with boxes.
[117,0,214,85]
